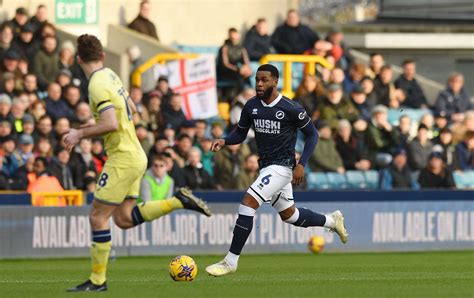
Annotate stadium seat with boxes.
[364,170,379,189]
[326,172,348,189]
[388,108,432,125]
[453,171,474,189]
[218,102,230,121]
[345,171,367,189]
[306,172,330,190]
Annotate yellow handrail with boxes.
[131,53,199,87]
[259,54,334,98]
[31,190,84,207]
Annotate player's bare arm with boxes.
[63,108,118,151]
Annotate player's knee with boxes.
[281,206,299,225]
[89,209,107,229]
[113,213,133,229]
[242,193,261,210]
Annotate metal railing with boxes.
[131,53,199,87]
[259,54,334,98]
[31,190,84,207]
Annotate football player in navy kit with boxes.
[206,64,348,277]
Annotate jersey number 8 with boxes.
[98,173,109,187]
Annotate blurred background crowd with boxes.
[0,2,473,197]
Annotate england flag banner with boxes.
[160,55,218,120]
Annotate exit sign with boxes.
[55,0,98,24]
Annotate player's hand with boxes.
[292,164,305,185]
[210,139,225,152]
[62,128,82,152]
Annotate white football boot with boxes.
[205,259,237,277]
[328,210,348,243]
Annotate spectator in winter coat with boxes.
[44,82,74,122]
[162,93,186,133]
[418,152,455,189]
[365,105,400,164]
[236,154,259,190]
[216,28,252,96]
[271,9,319,54]
[394,59,427,109]
[366,53,384,80]
[380,148,419,190]
[433,128,456,168]
[33,35,60,89]
[182,147,214,190]
[309,121,344,173]
[128,0,159,40]
[407,124,433,172]
[326,27,353,72]
[435,72,472,122]
[13,23,39,66]
[335,119,371,171]
[213,143,250,189]
[244,18,273,61]
[318,83,359,130]
[453,131,474,171]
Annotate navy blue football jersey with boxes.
[238,94,312,168]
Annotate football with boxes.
[308,236,325,254]
[169,255,198,281]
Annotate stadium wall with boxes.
[0,0,296,45]
[1,191,473,259]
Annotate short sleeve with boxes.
[292,104,311,129]
[237,102,252,129]
[89,82,114,114]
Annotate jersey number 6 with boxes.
[261,174,272,185]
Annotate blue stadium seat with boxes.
[345,171,367,189]
[364,170,379,189]
[326,173,348,189]
[388,108,432,125]
[306,172,330,190]
[453,171,474,189]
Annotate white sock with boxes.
[224,251,239,267]
[324,214,335,228]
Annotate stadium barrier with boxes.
[0,191,472,258]
[259,54,334,98]
[30,190,84,207]
[130,53,199,87]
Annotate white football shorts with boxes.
[247,165,294,212]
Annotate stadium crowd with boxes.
[0,3,473,197]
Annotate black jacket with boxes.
[271,23,319,54]
[243,26,272,61]
[418,168,455,189]
[182,165,214,190]
[394,75,427,108]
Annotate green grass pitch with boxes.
[0,251,473,298]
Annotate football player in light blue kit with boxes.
[206,64,348,276]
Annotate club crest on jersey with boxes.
[298,111,307,120]
[275,110,285,120]
[252,108,258,115]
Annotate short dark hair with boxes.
[35,156,48,167]
[370,52,383,59]
[257,64,279,79]
[402,58,416,66]
[228,27,238,34]
[381,64,392,72]
[257,18,266,23]
[77,34,103,63]
[196,119,207,127]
